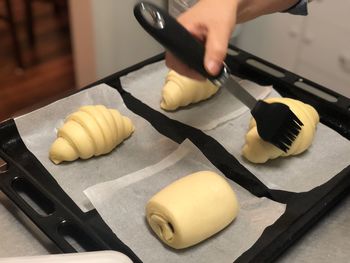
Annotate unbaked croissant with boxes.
[146,171,239,249]
[160,70,219,111]
[49,105,134,164]
[242,98,319,163]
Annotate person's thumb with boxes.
[204,27,232,76]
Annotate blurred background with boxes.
[236,0,350,100]
[0,0,73,121]
[0,0,349,122]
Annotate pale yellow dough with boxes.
[242,98,319,163]
[160,70,219,111]
[146,171,239,249]
[49,105,134,164]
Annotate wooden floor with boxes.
[0,0,75,122]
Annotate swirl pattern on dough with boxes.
[160,70,219,111]
[146,171,239,249]
[49,105,134,164]
[242,98,319,163]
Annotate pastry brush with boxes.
[134,2,303,152]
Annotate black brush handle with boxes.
[134,1,224,81]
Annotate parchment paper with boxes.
[15,84,178,211]
[120,61,272,130]
[85,140,286,263]
[207,90,350,192]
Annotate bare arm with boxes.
[237,0,302,23]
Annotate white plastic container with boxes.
[0,251,132,263]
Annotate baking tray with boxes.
[0,45,349,262]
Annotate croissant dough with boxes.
[160,70,219,111]
[146,171,239,249]
[242,98,319,163]
[49,105,134,164]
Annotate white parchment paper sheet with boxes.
[15,84,178,212]
[120,61,272,130]
[207,90,350,192]
[85,140,286,263]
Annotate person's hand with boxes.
[165,0,301,80]
[165,0,238,80]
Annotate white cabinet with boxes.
[236,1,350,97]
[311,0,350,29]
[296,14,350,94]
[236,13,305,70]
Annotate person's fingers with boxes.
[204,24,233,76]
[178,15,207,42]
[165,0,238,79]
[165,52,205,80]
[166,15,210,79]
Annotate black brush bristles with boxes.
[272,115,303,152]
[252,101,304,152]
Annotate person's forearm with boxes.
[237,0,300,23]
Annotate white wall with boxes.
[236,13,305,71]
[69,0,167,87]
[236,2,350,98]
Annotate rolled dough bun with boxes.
[146,171,239,249]
[160,70,219,111]
[242,98,319,163]
[49,105,134,164]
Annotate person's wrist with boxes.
[282,0,310,15]
[237,0,301,23]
